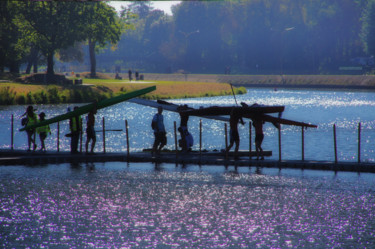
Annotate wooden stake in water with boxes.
[302,126,305,161]
[125,120,129,157]
[199,119,202,156]
[358,122,361,163]
[225,123,228,159]
[11,114,14,150]
[249,122,252,160]
[333,124,337,163]
[80,118,83,153]
[278,125,282,161]
[102,117,106,153]
[174,121,178,156]
[57,122,60,152]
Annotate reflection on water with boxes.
[1,163,375,248]
[0,88,374,162]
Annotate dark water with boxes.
[1,163,375,248]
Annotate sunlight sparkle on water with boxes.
[1,164,375,248]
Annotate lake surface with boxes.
[1,163,375,248]
[1,88,374,162]
[1,88,375,247]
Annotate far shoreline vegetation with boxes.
[0,72,247,105]
[1,72,375,106]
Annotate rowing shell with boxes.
[129,98,230,122]
[182,105,285,117]
[20,86,156,131]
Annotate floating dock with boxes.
[1,150,375,173]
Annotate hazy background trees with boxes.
[1,0,375,76]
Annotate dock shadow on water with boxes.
[1,162,375,248]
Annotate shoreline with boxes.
[142,73,375,90]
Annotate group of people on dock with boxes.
[22,105,97,154]
[151,105,265,160]
[22,105,51,152]
[22,104,265,160]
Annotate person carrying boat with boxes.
[252,116,265,160]
[225,109,245,159]
[177,105,194,152]
[85,105,97,154]
[36,112,51,152]
[69,106,82,154]
[151,106,167,155]
[23,105,38,151]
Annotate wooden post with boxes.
[57,121,60,152]
[199,119,202,155]
[11,114,14,150]
[249,121,252,160]
[80,119,83,153]
[174,121,178,156]
[125,120,130,157]
[302,126,305,161]
[278,125,282,161]
[358,122,361,163]
[333,124,337,163]
[102,117,106,153]
[225,123,228,159]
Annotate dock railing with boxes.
[3,114,372,164]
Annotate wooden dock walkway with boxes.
[1,149,375,173]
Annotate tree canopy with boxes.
[0,0,122,79]
[1,0,374,76]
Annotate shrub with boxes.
[47,86,60,104]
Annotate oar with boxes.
[230,83,238,106]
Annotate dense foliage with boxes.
[0,1,122,78]
[1,0,375,76]
[96,0,374,75]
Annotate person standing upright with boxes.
[69,106,82,154]
[37,112,51,152]
[85,106,97,154]
[225,109,244,159]
[128,69,132,81]
[252,116,265,160]
[151,106,167,156]
[24,105,38,151]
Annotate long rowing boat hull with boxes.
[183,105,285,117]
[129,98,230,122]
[242,113,317,128]
[20,86,156,131]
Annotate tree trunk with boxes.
[89,38,96,78]
[46,51,54,76]
[26,47,38,74]
[33,57,38,74]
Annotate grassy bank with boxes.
[0,77,246,105]
[142,73,375,89]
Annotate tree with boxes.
[14,1,87,78]
[0,1,26,73]
[84,2,121,77]
[361,0,375,56]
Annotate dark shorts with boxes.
[230,129,240,144]
[154,132,167,147]
[86,126,96,140]
[255,133,264,145]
